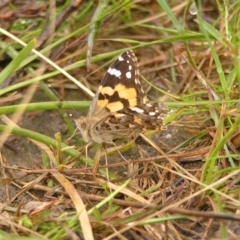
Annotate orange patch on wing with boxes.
[114,84,138,107]
[97,99,109,109]
[128,98,137,107]
[97,84,138,111]
[119,88,137,99]
[114,84,127,92]
[115,85,137,98]
[106,101,124,112]
[100,86,114,96]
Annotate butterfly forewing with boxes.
[90,50,147,116]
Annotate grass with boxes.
[0,0,240,239]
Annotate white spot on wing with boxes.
[118,55,124,61]
[108,67,121,77]
[130,107,144,113]
[126,71,131,79]
[135,78,140,85]
[149,112,156,116]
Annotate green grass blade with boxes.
[156,0,183,33]
[0,39,36,85]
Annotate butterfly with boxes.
[75,50,168,144]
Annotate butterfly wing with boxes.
[88,50,147,117]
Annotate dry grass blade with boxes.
[52,171,94,240]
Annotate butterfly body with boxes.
[75,50,168,143]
